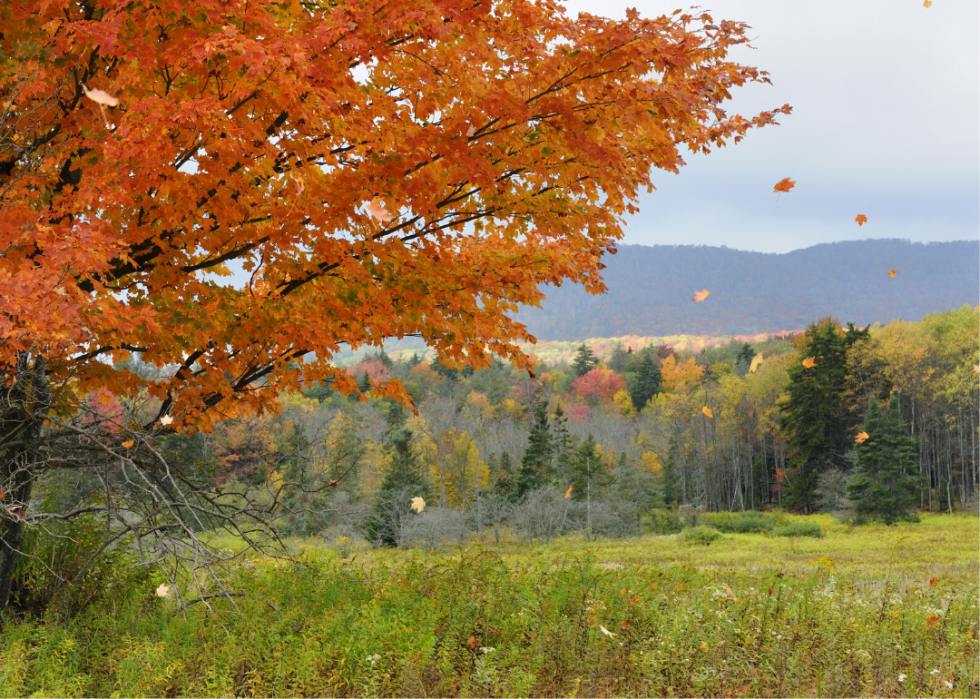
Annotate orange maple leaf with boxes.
[365,198,392,224]
[122,440,134,448]
[855,214,867,226]
[888,269,897,277]
[854,431,869,444]
[773,177,796,194]
[565,484,573,498]
[692,289,710,302]
[702,406,713,418]
[802,356,816,369]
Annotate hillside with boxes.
[514,239,979,340]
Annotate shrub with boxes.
[680,525,723,545]
[701,511,775,533]
[649,508,684,534]
[398,507,468,551]
[772,520,824,538]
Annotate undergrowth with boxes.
[0,514,976,698]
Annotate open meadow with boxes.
[1,513,976,698]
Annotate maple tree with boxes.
[0,0,789,615]
[1,0,789,430]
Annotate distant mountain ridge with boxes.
[514,239,979,340]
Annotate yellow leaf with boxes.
[122,440,134,448]
[749,355,764,373]
[702,406,713,418]
[802,356,816,369]
[692,289,710,302]
[159,414,174,426]
[410,496,426,513]
[565,484,573,499]
[155,583,170,598]
[854,431,869,444]
[923,0,932,6]
[466,124,477,138]
[888,269,897,278]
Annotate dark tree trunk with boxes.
[0,354,49,627]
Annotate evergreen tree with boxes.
[355,371,372,395]
[550,405,573,483]
[490,451,516,498]
[778,318,869,513]
[513,401,553,500]
[847,395,922,524]
[629,349,662,411]
[568,435,612,501]
[608,343,630,374]
[611,452,660,536]
[735,342,756,373]
[365,428,432,546]
[571,343,599,378]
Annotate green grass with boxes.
[1,514,977,697]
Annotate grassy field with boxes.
[1,514,977,697]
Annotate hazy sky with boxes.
[561,0,979,253]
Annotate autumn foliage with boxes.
[0,0,788,430]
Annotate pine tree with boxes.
[608,343,630,374]
[365,428,432,546]
[847,395,922,524]
[629,349,662,411]
[490,451,516,498]
[513,401,553,500]
[568,435,612,501]
[778,318,869,513]
[550,405,573,484]
[571,344,600,378]
[355,371,372,395]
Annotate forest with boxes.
[107,305,978,551]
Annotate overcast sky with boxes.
[561,0,979,253]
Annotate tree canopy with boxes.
[0,0,789,430]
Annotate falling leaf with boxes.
[466,124,477,138]
[122,440,134,448]
[54,286,67,295]
[159,414,174,426]
[888,269,897,278]
[410,496,425,513]
[973,365,979,374]
[692,289,710,302]
[565,484,573,499]
[726,586,738,601]
[802,356,816,369]
[328,479,339,488]
[155,583,170,598]
[599,625,617,637]
[293,175,304,195]
[365,198,392,223]
[0,490,4,499]
[855,214,867,226]
[12,506,25,520]
[749,355,764,373]
[854,431,869,444]
[929,577,939,586]
[702,406,713,418]
[773,177,796,194]
[81,84,120,107]
[923,0,932,6]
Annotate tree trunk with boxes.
[0,354,49,627]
